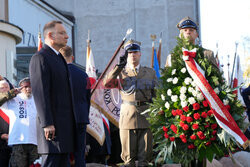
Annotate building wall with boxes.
[44,0,199,72]
[9,0,73,48]
[0,21,22,85]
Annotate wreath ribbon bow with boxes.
[182,48,197,61]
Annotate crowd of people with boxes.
[0,16,249,167]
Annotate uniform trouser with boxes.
[10,144,38,167]
[120,128,152,167]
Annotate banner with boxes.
[90,29,132,128]
[182,48,249,148]
[90,48,124,127]
[86,40,105,145]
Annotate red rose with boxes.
[172,109,177,116]
[197,131,205,140]
[211,123,218,129]
[182,124,189,131]
[170,137,175,141]
[201,112,207,118]
[179,121,185,127]
[177,109,183,115]
[186,116,193,123]
[183,106,189,112]
[200,135,206,140]
[192,123,199,130]
[205,141,211,146]
[188,144,195,149]
[210,136,216,141]
[164,133,169,139]
[181,138,187,143]
[202,100,208,107]
[193,103,200,110]
[179,134,186,139]
[225,105,231,111]
[212,130,217,135]
[180,115,186,121]
[207,110,214,116]
[190,134,197,140]
[171,124,177,134]
[193,113,200,120]
[163,126,168,132]
[204,122,210,128]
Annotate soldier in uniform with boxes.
[165,16,218,69]
[103,40,157,167]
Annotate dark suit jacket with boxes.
[68,64,90,124]
[29,44,76,154]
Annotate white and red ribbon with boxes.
[182,48,249,147]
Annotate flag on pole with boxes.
[90,29,133,128]
[215,43,220,68]
[38,25,43,51]
[90,48,124,127]
[232,55,240,95]
[150,34,156,68]
[153,49,161,78]
[157,32,162,68]
[85,33,106,146]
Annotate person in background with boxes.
[60,45,91,167]
[0,77,38,167]
[241,84,250,122]
[0,78,21,167]
[165,16,218,70]
[29,21,76,167]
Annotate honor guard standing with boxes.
[165,16,218,69]
[103,40,158,167]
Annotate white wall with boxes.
[8,0,73,48]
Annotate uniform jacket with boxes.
[203,48,219,70]
[68,63,90,124]
[103,65,157,129]
[29,44,76,154]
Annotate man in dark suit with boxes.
[60,46,90,167]
[29,21,76,167]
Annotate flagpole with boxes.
[37,24,42,51]
[157,32,162,68]
[91,28,133,95]
[230,42,238,87]
[227,55,230,85]
[86,30,91,60]
[150,34,156,68]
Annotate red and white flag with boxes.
[232,56,240,96]
[86,40,106,145]
[182,48,249,148]
[37,31,43,51]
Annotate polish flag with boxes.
[37,31,43,51]
[86,39,108,145]
[86,43,97,86]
